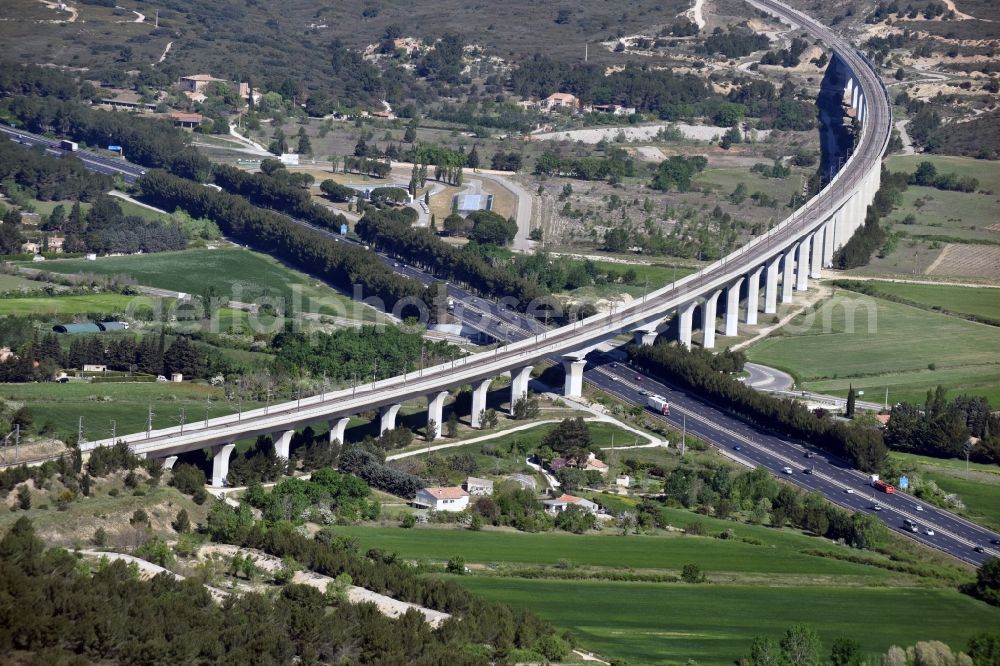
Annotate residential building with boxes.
[542,493,599,514]
[584,452,609,476]
[178,74,227,94]
[83,364,108,373]
[465,477,494,496]
[541,92,580,112]
[168,112,205,128]
[21,242,40,254]
[413,486,470,512]
[0,347,14,363]
[615,474,631,488]
[48,236,65,253]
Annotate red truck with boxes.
[873,479,895,494]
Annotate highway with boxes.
[0,124,147,183]
[2,1,996,566]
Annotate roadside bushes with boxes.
[628,343,888,472]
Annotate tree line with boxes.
[354,208,549,313]
[0,140,110,202]
[628,343,888,472]
[136,170,428,312]
[0,517,564,664]
[885,387,1000,463]
[212,163,347,232]
[0,63,209,181]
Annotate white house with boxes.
[82,364,108,373]
[465,477,494,496]
[413,486,469,512]
[542,493,599,515]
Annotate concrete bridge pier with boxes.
[328,417,349,444]
[562,358,586,399]
[796,238,810,291]
[823,217,836,267]
[678,301,696,349]
[162,455,178,470]
[633,328,658,346]
[702,290,721,349]
[746,267,762,325]
[211,443,236,488]
[764,257,780,314]
[379,403,401,435]
[427,391,448,439]
[725,278,743,336]
[810,229,824,278]
[470,377,492,428]
[510,365,533,414]
[274,429,294,459]
[781,245,797,303]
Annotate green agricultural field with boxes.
[0,273,56,293]
[0,382,259,437]
[880,156,1000,244]
[885,155,1000,192]
[694,167,803,204]
[334,525,893,578]
[846,281,1000,322]
[0,293,148,316]
[458,577,1000,665]
[28,247,379,321]
[747,294,1000,404]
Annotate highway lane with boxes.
[579,355,1000,566]
[0,124,146,183]
[3,54,993,567]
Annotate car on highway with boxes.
[634,375,642,381]
[803,468,813,475]
[734,445,742,451]
[924,528,935,536]
[915,505,923,512]
[909,525,918,533]
[782,467,793,474]
[805,452,815,458]
[992,539,1000,546]
[973,545,985,553]
[872,504,883,511]
[844,488,855,494]
[610,376,618,381]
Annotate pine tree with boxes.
[846,385,856,418]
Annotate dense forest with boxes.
[0,517,567,664]
[0,140,110,202]
[628,343,889,472]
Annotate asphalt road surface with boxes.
[7,121,997,567]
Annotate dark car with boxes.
[805,452,815,458]
[991,539,1000,545]
[634,375,642,381]
[734,445,742,451]
[973,545,985,553]
[803,468,813,475]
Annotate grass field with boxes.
[0,293,150,316]
[885,155,1000,193]
[695,167,803,205]
[26,247,379,321]
[0,382,258,437]
[891,452,1000,532]
[334,525,892,577]
[747,294,1000,404]
[847,281,1000,322]
[0,273,56,293]
[458,577,1000,665]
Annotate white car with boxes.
[845,488,855,494]
[782,467,793,475]
[915,505,923,512]
[872,505,883,511]
[924,528,935,536]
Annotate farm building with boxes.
[465,477,494,496]
[53,322,129,334]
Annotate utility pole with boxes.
[681,415,686,457]
[146,404,154,439]
[109,420,116,442]
[176,407,186,434]
[14,424,19,463]
[77,416,84,447]
[205,396,213,425]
